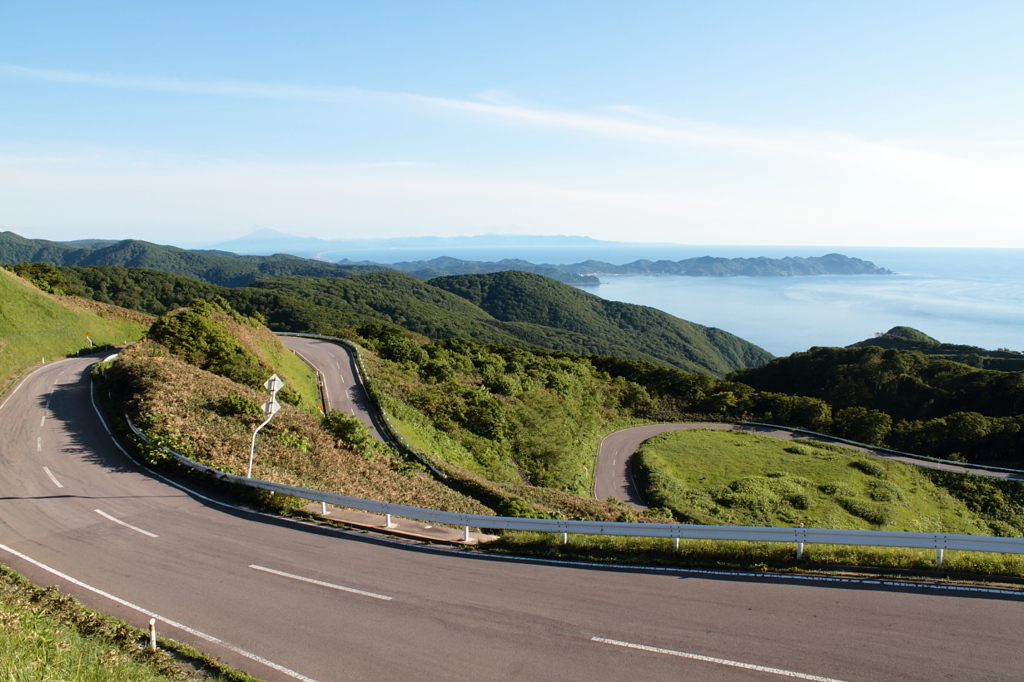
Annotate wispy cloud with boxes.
[6,63,1021,200]
[0,64,372,101]
[3,64,1023,246]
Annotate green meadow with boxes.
[634,429,1012,534]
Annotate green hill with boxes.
[0,231,377,287]
[729,344,1024,466]
[27,265,771,376]
[850,326,1024,371]
[430,271,773,375]
[0,267,149,386]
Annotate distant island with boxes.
[357,253,893,285]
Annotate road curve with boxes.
[280,336,384,439]
[2,358,1023,681]
[596,423,1024,509]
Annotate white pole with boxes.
[248,375,284,478]
[247,414,274,479]
[148,618,157,652]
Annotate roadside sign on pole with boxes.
[262,399,281,416]
[264,374,283,393]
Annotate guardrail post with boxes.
[386,513,395,528]
[320,501,328,515]
[936,548,944,566]
[562,532,568,544]
[796,523,805,560]
[463,526,470,542]
[673,537,679,550]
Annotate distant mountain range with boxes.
[0,231,893,287]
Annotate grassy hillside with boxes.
[633,429,1024,534]
[96,299,491,513]
[0,267,149,386]
[144,297,320,409]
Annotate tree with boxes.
[832,406,892,445]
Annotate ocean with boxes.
[335,242,1024,358]
[583,247,1024,357]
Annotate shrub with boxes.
[322,409,375,454]
[867,480,906,504]
[820,481,857,497]
[836,496,894,526]
[215,393,263,420]
[850,458,887,477]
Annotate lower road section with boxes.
[1,358,1021,681]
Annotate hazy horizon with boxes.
[3,2,1023,248]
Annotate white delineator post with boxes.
[247,374,284,479]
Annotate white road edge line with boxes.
[249,564,393,601]
[43,466,64,489]
[591,637,847,682]
[94,509,159,538]
[0,543,317,682]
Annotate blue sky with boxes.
[2,1,1023,247]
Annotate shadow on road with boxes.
[42,373,137,475]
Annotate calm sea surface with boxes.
[339,243,1024,358]
[583,248,1024,357]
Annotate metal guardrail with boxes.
[123,414,1024,563]
[741,421,1024,477]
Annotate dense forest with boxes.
[0,231,376,286]
[849,325,1024,371]
[7,263,772,377]
[730,344,1024,466]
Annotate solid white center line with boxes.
[43,467,64,488]
[94,509,158,538]
[591,637,847,682]
[249,565,392,601]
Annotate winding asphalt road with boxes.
[281,336,383,438]
[1,355,1022,681]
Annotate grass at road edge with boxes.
[0,563,262,682]
[488,532,1024,586]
